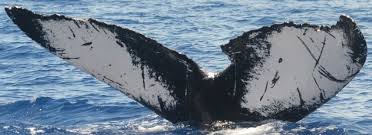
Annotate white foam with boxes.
[27,127,45,135]
[208,123,281,135]
[137,125,169,133]
[207,72,217,78]
[66,125,98,135]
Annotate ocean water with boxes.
[0,0,371,134]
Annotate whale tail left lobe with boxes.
[5,6,208,123]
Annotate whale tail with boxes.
[5,7,367,123]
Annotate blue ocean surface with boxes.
[0,0,371,134]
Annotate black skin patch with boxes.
[314,37,326,68]
[309,37,315,43]
[102,29,108,34]
[297,36,317,61]
[312,76,325,102]
[260,81,269,101]
[82,42,92,46]
[141,64,146,90]
[337,15,367,65]
[318,65,358,83]
[303,28,308,35]
[270,71,280,88]
[73,20,81,28]
[103,76,123,86]
[89,21,100,32]
[68,26,75,37]
[116,41,124,47]
[61,57,80,60]
[296,88,305,106]
[326,31,336,39]
[5,7,367,125]
[84,23,89,29]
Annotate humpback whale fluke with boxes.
[5,6,367,124]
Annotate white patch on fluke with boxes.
[38,19,176,111]
[240,26,362,116]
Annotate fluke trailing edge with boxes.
[5,6,367,124]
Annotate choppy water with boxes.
[0,0,371,134]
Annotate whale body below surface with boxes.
[5,6,367,124]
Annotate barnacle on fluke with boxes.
[5,6,367,124]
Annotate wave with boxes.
[0,97,353,135]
